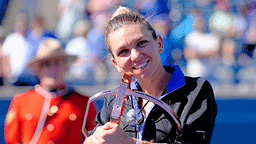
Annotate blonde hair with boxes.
[106,6,157,55]
[110,6,132,20]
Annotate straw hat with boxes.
[27,38,77,72]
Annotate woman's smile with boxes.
[132,60,150,75]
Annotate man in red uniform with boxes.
[4,38,98,144]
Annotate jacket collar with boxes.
[164,65,186,94]
[35,84,70,99]
[130,64,186,99]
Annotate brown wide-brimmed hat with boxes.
[27,38,77,72]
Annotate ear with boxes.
[156,35,164,53]
[111,58,123,73]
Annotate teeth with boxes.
[134,62,147,69]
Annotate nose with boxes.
[130,48,141,61]
[47,64,60,73]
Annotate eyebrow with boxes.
[115,35,146,52]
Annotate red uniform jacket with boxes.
[4,87,98,144]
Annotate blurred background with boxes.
[0,0,255,143]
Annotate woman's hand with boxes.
[83,122,163,144]
[91,122,135,144]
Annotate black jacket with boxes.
[90,67,217,144]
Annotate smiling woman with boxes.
[108,24,164,82]
[83,6,217,144]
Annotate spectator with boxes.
[87,12,109,60]
[231,5,247,59]
[2,13,39,86]
[4,38,98,144]
[86,12,110,84]
[214,38,241,84]
[243,18,256,57]
[150,14,175,66]
[184,11,221,82]
[26,14,57,60]
[55,0,87,44]
[209,0,236,39]
[65,19,97,85]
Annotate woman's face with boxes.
[108,24,164,80]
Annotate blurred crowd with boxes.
[0,0,255,89]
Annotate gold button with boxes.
[69,113,77,121]
[48,105,58,116]
[5,110,15,125]
[25,113,32,120]
[34,84,40,89]
[47,124,55,131]
[48,140,54,144]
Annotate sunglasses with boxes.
[40,59,63,67]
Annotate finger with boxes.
[93,127,105,144]
[102,122,116,130]
[95,125,104,132]
[93,126,104,138]
[92,134,100,144]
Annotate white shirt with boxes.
[2,33,31,79]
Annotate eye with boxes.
[118,49,129,56]
[41,61,51,67]
[137,40,148,47]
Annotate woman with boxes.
[84,6,217,144]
